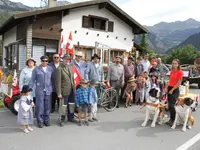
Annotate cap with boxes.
[62,54,71,59]
[40,55,49,60]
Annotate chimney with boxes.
[48,0,57,8]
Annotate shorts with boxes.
[78,104,89,113]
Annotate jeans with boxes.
[167,86,179,121]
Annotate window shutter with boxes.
[108,21,114,32]
[82,16,89,28]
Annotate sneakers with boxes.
[23,128,29,133]
[88,119,94,122]
[84,121,89,126]
[77,121,82,126]
[92,118,98,122]
[27,126,33,131]
[77,120,90,126]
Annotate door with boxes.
[18,45,26,70]
[46,46,57,62]
[32,45,45,66]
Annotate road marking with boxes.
[176,133,200,150]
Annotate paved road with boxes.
[0,85,199,150]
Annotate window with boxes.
[82,15,114,32]
[5,44,18,69]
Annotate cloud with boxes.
[10,0,200,25]
[120,0,200,25]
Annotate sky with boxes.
[10,0,200,26]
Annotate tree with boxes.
[140,34,148,54]
[165,45,200,64]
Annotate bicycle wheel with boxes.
[101,88,118,112]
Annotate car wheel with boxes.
[10,95,20,115]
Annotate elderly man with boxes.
[48,54,60,113]
[157,58,169,80]
[29,56,53,128]
[85,54,104,83]
[141,54,151,73]
[71,51,87,79]
[56,54,75,127]
[107,56,124,108]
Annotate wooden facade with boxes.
[32,12,62,40]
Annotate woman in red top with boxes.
[165,59,183,126]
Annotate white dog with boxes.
[141,88,164,128]
[171,97,195,132]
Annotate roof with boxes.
[134,43,145,52]
[0,0,148,35]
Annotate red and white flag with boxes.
[59,35,65,56]
[72,65,82,87]
[66,31,75,56]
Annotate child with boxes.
[88,79,98,122]
[75,79,90,126]
[123,76,137,108]
[17,85,34,133]
[135,73,145,105]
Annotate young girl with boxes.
[17,85,34,133]
[135,73,146,105]
[123,77,137,107]
[145,72,161,100]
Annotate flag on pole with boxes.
[59,35,65,56]
[72,65,82,87]
[66,31,75,56]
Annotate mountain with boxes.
[167,32,200,53]
[0,0,34,26]
[0,0,33,12]
[136,18,200,53]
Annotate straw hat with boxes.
[75,51,83,57]
[127,76,136,83]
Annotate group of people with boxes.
[17,50,183,133]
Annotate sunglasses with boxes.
[76,55,82,58]
[42,60,48,62]
[54,57,59,59]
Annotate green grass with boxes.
[0,100,5,108]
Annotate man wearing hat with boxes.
[29,55,53,128]
[71,51,87,79]
[85,54,104,83]
[141,54,151,72]
[48,54,60,113]
[107,56,124,107]
[56,54,75,126]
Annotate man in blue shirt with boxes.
[71,51,87,79]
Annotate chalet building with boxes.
[0,0,147,70]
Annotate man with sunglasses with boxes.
[49,54,60,113]
[71,51,87,79]
[29,56,53,128]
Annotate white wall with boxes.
[62,5,134,51]
[2,26,17,65]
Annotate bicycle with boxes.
[96,81,118,112]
